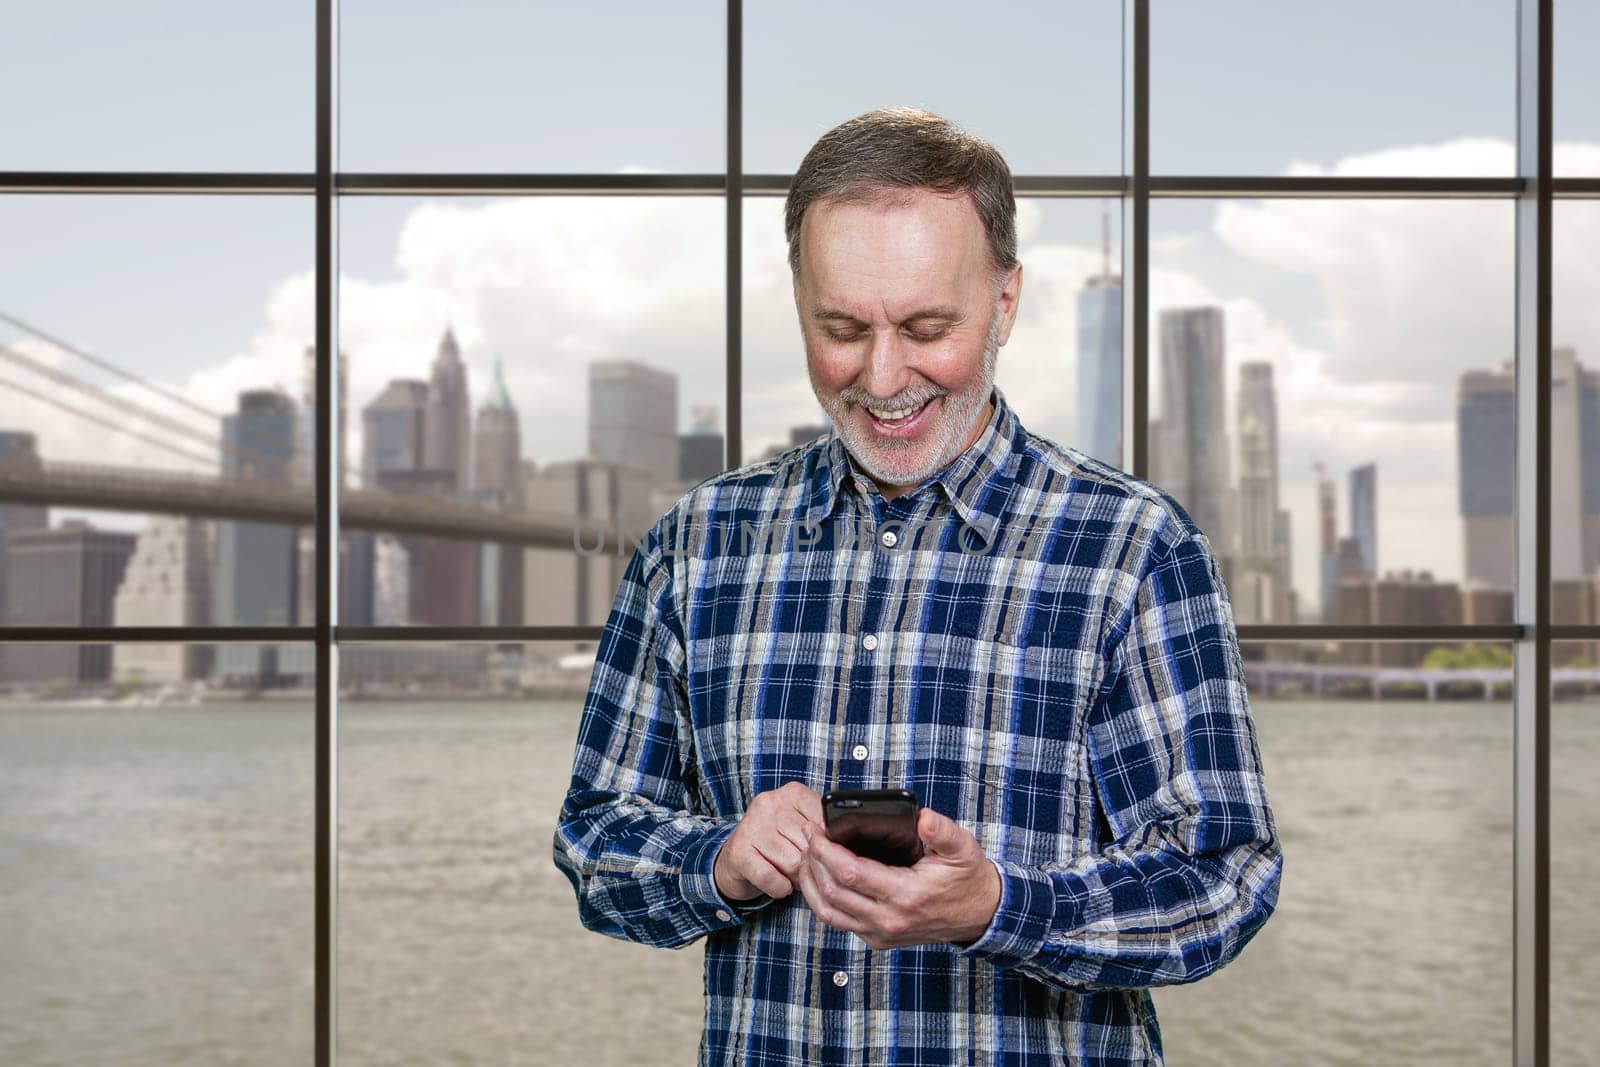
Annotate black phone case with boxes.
[822,788,924,866]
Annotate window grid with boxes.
[0,1,1581,1064]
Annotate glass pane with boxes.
[1153,640,1512,1063]
[1149,199,1511,624]
[1152,0,1513,176]
[1552,202,1600,625]
[745,1,1122,175]
[336,197,724,626]
[0,644,313,1063]
[0,196,314,630]
[743,196,1123,469]
[337,642,702,1064]
[1556,0,1600,177]
[338,2,723,173]
[0,3,310,171]
[1553,641,1600,1065]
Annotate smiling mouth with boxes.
[861,396,937,434]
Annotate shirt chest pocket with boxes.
[921,614,1107,771]
[916,617,1102,862]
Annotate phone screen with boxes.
[822,788,923,867]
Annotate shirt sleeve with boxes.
[552,524,767,949]
[958,525,1283,990]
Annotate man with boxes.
[554,107,1281,1065]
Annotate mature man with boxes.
[554,107,1281,1065]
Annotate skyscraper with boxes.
[1077,208,1123,467]
[472,360,524,627]
[424,327,472,495]
[1349,463,1377,578]
[1457,363,1515,588]
[2,521,135,684]
[112,517,212,682]
[214,389,300,685]
[1157,307,1231,555]
[1235,362,1291,623]
[1316,462,1339,622]
[473,360,522,507]
[1552,347,1600,581]
[589,360,678,489]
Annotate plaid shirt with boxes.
[554,387,1281,1066]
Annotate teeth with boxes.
[867,400,926,422]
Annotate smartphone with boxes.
[821,788,923,867]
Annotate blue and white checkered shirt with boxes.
[554,387,1281,1065]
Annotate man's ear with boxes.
[994,262,1023,347]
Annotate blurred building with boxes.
[214,389,306,687]
[1459,349,1600,595]
[1349,463,1377,577]
[1,521,135,686]
[473,360,522,507]
[1336,568,1462,667]
[424,327,472,495]
[523,458,655,626]
[1077,210,1123,468]
[589,360,678,489]
[1156,307,1232,559]
[0,430,48,622]
[472,360,524,626]
[1234,362,1292,624]
[111,517,213,683]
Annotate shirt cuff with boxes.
[679,822,773,928]
[956,858,1062,968]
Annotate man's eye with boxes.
[827,329,865,342]
[907,327,949,342]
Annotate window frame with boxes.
[0,2,1589,1063]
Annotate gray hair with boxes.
[784,107,1018,277]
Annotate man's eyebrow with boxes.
[809,306,965,324]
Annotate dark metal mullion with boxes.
[725,0,743,470]
[3,623,1562,645]
[314,0,339,1063]
[1512,0,1553,1063]
[1125,0,1149,481]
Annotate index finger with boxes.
[780,781,825,827]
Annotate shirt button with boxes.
[851,744,869,760]
[880,529,899,548]
[715,909,732,923]
[832,970,849,988]
[861,633,878,652]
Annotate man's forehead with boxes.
[799,188,984,316]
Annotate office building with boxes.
[1,521,135,685]
[589,360,678,489]
[214,389,301,686]
[523,458,656,626]
[111,516,213,683]
[1350,462,1377,578]
[473,360,522,507]
[1077,210,1123,467]
[1157,306,1232,556]
[424,327,472,494]
[1235,362,1292,623]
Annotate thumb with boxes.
[918,807,967,857]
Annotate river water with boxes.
[0,697,1594,1065]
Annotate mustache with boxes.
[836,385,948,409]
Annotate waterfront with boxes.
[0,697,1594,1065]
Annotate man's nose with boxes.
[860,329,914,400]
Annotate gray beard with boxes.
[813,309,1002,493]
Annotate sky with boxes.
[2,1,1599,617]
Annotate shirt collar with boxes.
[805,385,1024,545]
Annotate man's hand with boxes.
[796,806,1001,950]
[713,781,825,902]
